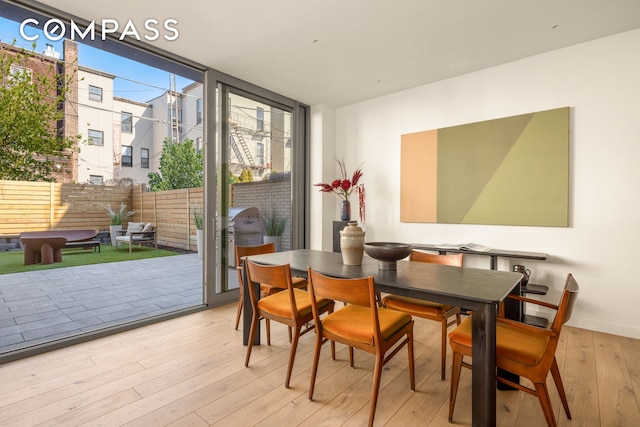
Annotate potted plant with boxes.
[262,208,286,252]
[103,203,135,246]
[192,203,204,259]
[314,158,365,222]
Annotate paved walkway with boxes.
[0,254,206,355]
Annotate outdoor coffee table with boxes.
[20,236,68,265]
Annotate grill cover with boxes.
[228,207,261,266]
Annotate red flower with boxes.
[314,158,366,222]
[352,169,362,186]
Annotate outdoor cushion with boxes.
[126,222,144,235]
[142,223,153,232]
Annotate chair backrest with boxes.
[550,273,580,332]
[235,242,276,268]
[308,267,381,341]
[410,250,463,267]
[245,259,298,317]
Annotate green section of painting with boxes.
[437,112,533,223]
[462,108,569,226]
[431,107,569,226]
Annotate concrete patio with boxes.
[0,254,210,355]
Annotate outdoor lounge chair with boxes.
[115,222,157,253]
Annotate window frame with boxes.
[88,85,103,102]
[121,145,133,167]
[88,129,104,146]
[89,175,104,185]
[256,106,264,131]
[141,148,149,168]
[121,111,133,133]
[256,141,264,166]
[196,98,203,124]
[9,65,32,83]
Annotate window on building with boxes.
[196,98,203,124]
[89,85,103,102]
[88,129,104,146]
[141,148,149,168]
[121,112,133,133]
[89,175,103,185]
[256,142,264,166]
[122,145,132,167]
[9,65,32,82]
[256,107,264,131]
[171,107,183,136]
[195,137,202,154]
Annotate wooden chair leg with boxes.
[349,346,355,368]
[244,313,259,367]
[449,351,463,422]
[368,355,384,427]
[285,326,302,388]
[266,318,271,345]
[309,332,324,400]
[234,289,243,330]
[551,357,572,419]
[534,381,558,427]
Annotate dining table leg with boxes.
[471,302,497,426]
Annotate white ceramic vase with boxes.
[340,221,365,265]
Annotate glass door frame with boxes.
[203,69,310,307]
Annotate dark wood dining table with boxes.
[242,249,522,426]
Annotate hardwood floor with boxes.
[1,303,639,426]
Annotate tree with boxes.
[148,138,203,190]
[0,42,79,181]
[238,168,254,183]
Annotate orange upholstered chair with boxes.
[448,273,580,426]
[244,259,334,388]
[381,251,463,380]
[307,268,415,427]
[234,242,307,332]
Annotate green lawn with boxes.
[0,244,183,275]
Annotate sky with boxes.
[0,16,194,103]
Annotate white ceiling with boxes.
[35,0,640,107]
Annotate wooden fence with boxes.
[0,180,131,236]
[0,180,203,252]
[0,179,294,252]
[132,185,203,252]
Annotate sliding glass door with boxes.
[203,73,309,307]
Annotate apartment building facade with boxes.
[3,38,289,185]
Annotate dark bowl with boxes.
[364,242,413,270]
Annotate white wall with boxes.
[310,104,336,251]
[77,69,116,184]
[113,98,154,184]
[312,29,640,339]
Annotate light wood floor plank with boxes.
[594,331,640,426]
[558,326,599,426]
[1,303,640,426]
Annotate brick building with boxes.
[0,39,79,182]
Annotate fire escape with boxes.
[229,122,256,170]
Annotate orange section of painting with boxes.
[400,130,438,222]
